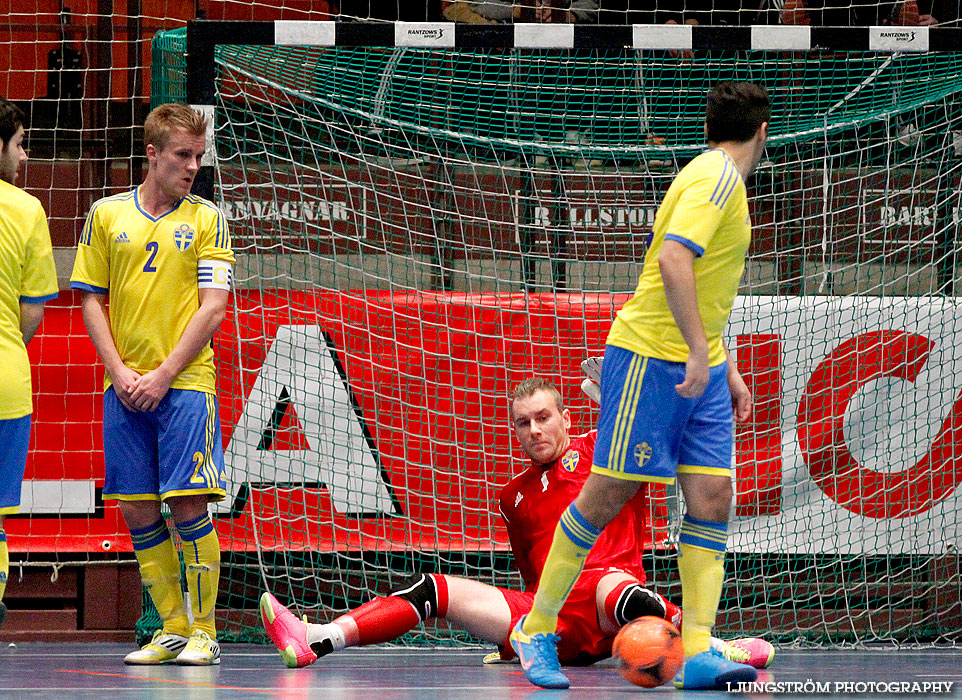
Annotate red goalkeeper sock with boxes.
[333,573,449,646]
[334,596,421,646]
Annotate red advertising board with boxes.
[19,291,961,555]
[18,290,673,553]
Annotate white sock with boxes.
[308,622,346,652]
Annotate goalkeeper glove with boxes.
[581,356,602,384]
[580,356,603,405]
[580,378,601,405]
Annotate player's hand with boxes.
[727,365,753,423]
[580,356,603,384]
[676,353,709,399]
[128,367,174,412]
[482,651,518,665]
[580,356,604,404]
[109,365,143,412]
[580,378,601,405]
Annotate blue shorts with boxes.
[103,387,226,502]
[0,415,30,514]
[591,345,733,484]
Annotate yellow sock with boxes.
[0,529,8,601]
[130,519,190,637]
[677,515,728,658]
[176,514,221,638]
[523,504,601,635]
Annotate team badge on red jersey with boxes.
[561,449,579,472]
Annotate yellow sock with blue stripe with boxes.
[523,503,601,635]
[678,514,728,658]
[176,514,221,638]
[130,519,190,637]
[0,530,8,602]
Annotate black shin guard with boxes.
[390,573,442,622]
[614,584,667,626]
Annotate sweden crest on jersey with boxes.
[173,223,195,251]
[561,449,579,472]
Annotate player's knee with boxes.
[389,573,449,622]
[706,479,734,514]
[680,474,733,521]
[610,583,667,626]
[578,476,639,526]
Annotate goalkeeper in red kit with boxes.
[259,376,773,670]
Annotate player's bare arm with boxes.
[723,343,752,423]
[19,301,45,345]
[128,286,229,411]
[79,290,141,412]
[658,239,709,398]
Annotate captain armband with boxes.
[198,259,233,290]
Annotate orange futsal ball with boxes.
[612,616,684,688]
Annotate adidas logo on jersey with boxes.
[115,231,130,243]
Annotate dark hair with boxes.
[0,98,24,149]
[512,377,564,413]
[705,82,770,144]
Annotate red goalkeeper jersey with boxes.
[499,430,652,592]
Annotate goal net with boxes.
[145,24,962,646]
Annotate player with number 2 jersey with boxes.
[71,188,232,395]
[70,103,233,666]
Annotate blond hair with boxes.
[144,103,207,152]
[512,377,564,413]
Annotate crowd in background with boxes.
[335,0,960,28]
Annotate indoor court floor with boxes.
[0,644,959,699]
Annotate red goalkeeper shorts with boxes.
[498,567,628,666]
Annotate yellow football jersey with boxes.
[70,188,234,394]
[607,149,750,366]
[0,180,59,419]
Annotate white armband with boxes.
[198,259,233,290]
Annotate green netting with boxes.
[152,29,962,149]
[148,29,962,648]
[150,27,187,111]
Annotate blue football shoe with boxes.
[508,615,570,689]
[674,649,758,690]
